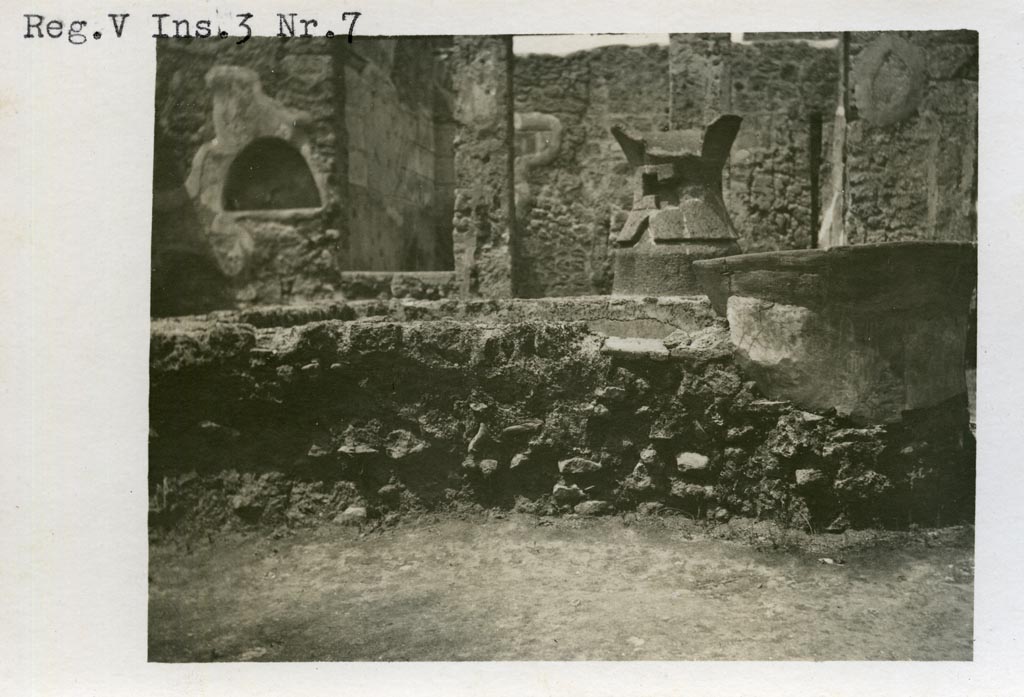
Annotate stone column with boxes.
[449,36,517,298]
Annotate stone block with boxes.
[552,483,585,504]
[795,468,826,488]
[574,500,615,516]
[637,502,665,517]
[558,457,603,475]
[676,452,710,475]
[601,337,670,361]
[693,242,977,422]
[335,506,368,525]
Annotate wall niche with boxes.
[223,137,322,212]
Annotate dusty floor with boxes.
[149,514,974,662]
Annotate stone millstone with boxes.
[610,116,744,297]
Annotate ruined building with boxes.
[150,32,978,532]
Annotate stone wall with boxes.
[513,44,671,297]
[841,31,978,244]
[668,34,733,129]
[155,38,342,202]
[667,31,978,249]
[152,37,458,315]
[152,32,977,313]
[153,38,345,312]
[450,36,517,298]
[507,30,977,292]
[668,33,841,252]
[149,306,974,533]
[724,38,839,251]
[342,37,455,271]
[512,36,836,284]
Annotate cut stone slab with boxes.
[601,337,670,361]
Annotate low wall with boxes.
[150,301,974,532]
[200,295,718,338]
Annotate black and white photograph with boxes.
[5,0,1024,694]
[148,31,977,661]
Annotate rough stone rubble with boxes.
[149,301,974,532]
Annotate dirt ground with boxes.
[148,514,974,662]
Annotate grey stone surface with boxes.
[636,502,666,517]
[335,506,368,525]
[509,453,530,470]
[502,420,544,438]
[552,483,586,505]
[574,500,615,516]
[676,452,710,475]
[385,430,428,460]
[558,457,603,476]
[795,469,826,487]
[601,337,670,360]
[694,242,977,422]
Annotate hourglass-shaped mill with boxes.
[610,115,743,296]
